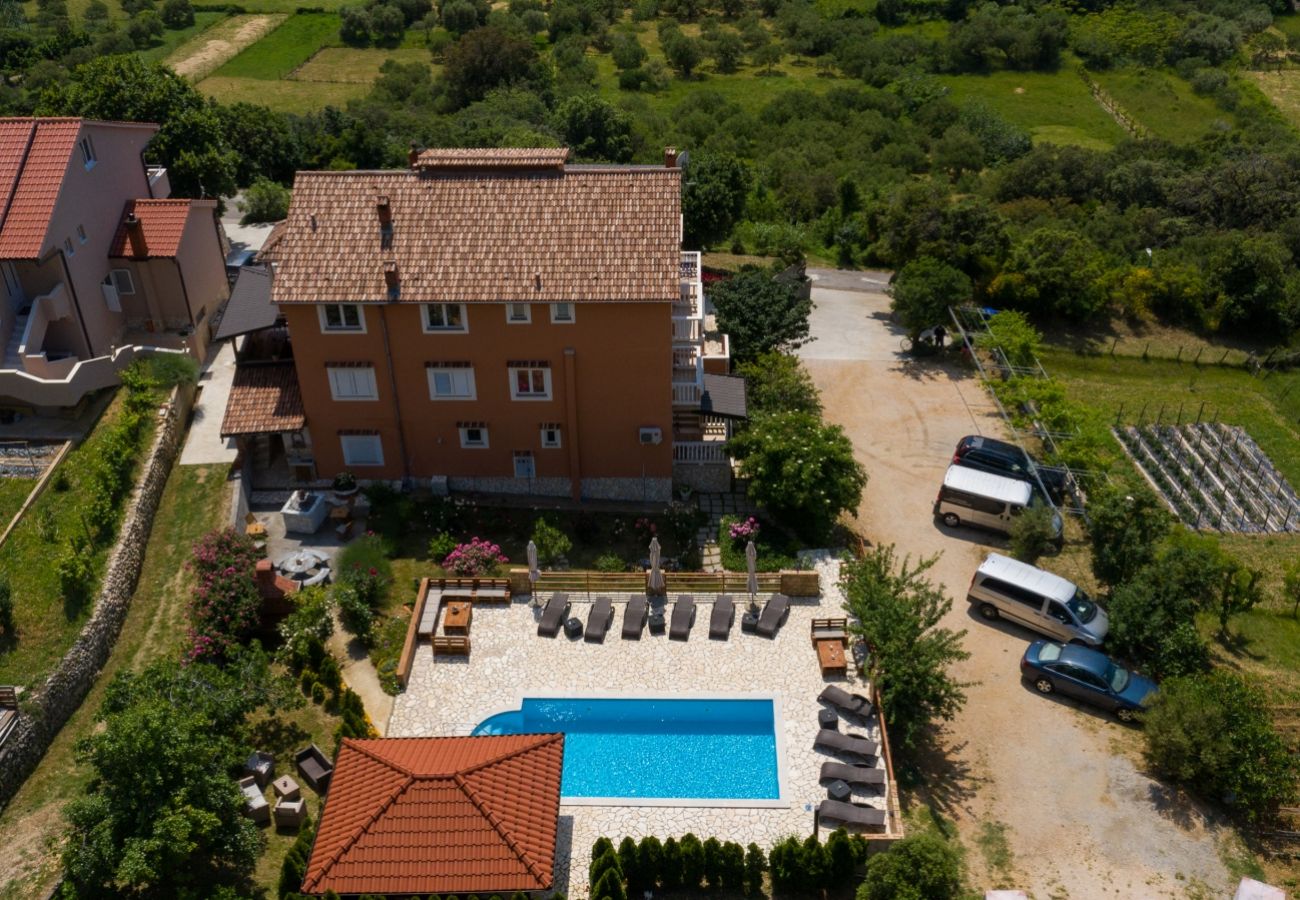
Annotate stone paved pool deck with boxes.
[388,559,893,897]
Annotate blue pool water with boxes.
[472,697,779,799]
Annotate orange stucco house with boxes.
[225,147,739,502]
[0,117,231,413]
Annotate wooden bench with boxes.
[811,617,848,646]
[433,636,471,656]
[435,578,511,603]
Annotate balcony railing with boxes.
[680,251,701,282]
[671,317,702,343]
[673,440,728,464]
[672,382,701,406]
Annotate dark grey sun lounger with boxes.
[709,595,735,639]
[815,729,880,761]
[669,595,696,641]
[819,685,873,719]
[755,594,790,637]
[585,597,614,643]
[820,761,886,787]
[622,596,647,639]
[537,593,570,637]
[816,799,887,829]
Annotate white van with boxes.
[933,465,1062,541]
[968,553,1109,646]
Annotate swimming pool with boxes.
[472,696,781,803]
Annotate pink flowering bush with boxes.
[729,516,761,542]
[444,537,509,576]
[634,517,658,538]
[187,528,261,662]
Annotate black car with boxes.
[952,435,1067,502]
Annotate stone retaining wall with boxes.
[0,383,194,810]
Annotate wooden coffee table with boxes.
[816,639,847,676]
[443,600,472,634]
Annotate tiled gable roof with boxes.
[269,151,682,304]
[219,362,305,437]
[109,199,204,258]
[302,734,565,897]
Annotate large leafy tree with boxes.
[682,151,750,249]
[858,832,963,900]
[708,268,812,361]
[890,256,972,334]
[552,94,632,163]
[441,25,539,108]
[841,546,969,753]
[733,351,821,417]
[729,411,865,541]
[1087,480,1170,589]
[38,56,238,199]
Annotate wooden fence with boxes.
[507,567,818,597]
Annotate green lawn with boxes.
[0,476,36,537]
[211,12,341,80]
[936,65,1127,150]
[1091,67,1228,143]
[198,75,369,111]
[292,47,435,83]
[137,11,227,63]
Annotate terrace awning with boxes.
[700,373,747,419]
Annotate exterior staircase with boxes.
[1,313,27,370]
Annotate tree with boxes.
[638,835,663,889]
[441,25,539,107]
[933,125,983,181]
[530,517,571,566]
[679,833,705,890]
[743,843,766,896]
[441,0,478,33]
[239,177,291,224]
[1285,558,1300,618]
[370,2,406,45]
[82,0,109,27]
[841,545,970,752]
[591,869,626,900]
[663,31,703,77]
[825,829,855,889]
[701,837,723,889]
[126,11,164,47]
[1008,503,1058,565]
[1144,672,1299,823]
[219,102,301,185]
[708,269,811,360]
[1214,562,1262,637]
[710,28,744,73]
[39,56,238,199]
[753,41,782,74]
[659,837,683,890]
[159,0,192,26]
[616,837,641,892]
[859,832,963,900]
[991,227,1108,320]
[611,32,647,69]
[733,351,822,417]
[1088,481,1170,589]
[729,411,867,541]
[889,257,971,335]
[553,94,632,162]
[680,150,750,250]
[340,5,372,43]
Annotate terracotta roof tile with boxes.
[415,147,570,169]
[0,120,82,258]
[269,152,681,304]
[302,734,564,897]
[219,363,305,437]
[0,120,37,225]
[109,199,201,258]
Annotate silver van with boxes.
[933,465,1062,541]
[968,553,1109,646]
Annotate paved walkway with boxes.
[695,488,757,571]
[179,341,238,466]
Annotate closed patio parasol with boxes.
[648,537,665,594]
[746,539,758,608]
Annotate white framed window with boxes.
[427,366,475,400]
[110,268,135,295]
[423,303,466,332]
[509,366,551,401]
[459,426,489,448]
[77,225,87,244]
[340,434,383,467]
[64,237,74,256]
[327,366,378,401]
[541,426,562,448]
[319,303,365,333]
[550,302,575,324]
[513,451,535,479]
[506,303,531,324]
[79,136,96,168]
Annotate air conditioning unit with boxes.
[639,427,663,445]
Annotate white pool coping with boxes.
[475,690,791,809]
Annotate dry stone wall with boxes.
[0,384,194,810]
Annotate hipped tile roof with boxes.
[302,734,564,897]
[270,150,682,304]
[219,362,306,436]
[109,199,208,258]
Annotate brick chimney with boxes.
[376,195,392,226]
[664,147,678,168]
[125,212,148,258]
[255,559,275,595]
[384,260,400,300]
[408,141,420,169]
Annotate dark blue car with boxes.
[1020,641,1157,723]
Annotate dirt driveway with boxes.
[800,270,1235,898]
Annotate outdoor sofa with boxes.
[238,775,270,824]
[709,595,735,639]
[814,729,879,761]
[670,595,696,641]
[622,596,647,639]
[294,744,334,793]
[538,593,570,637]
[585,597,614,643]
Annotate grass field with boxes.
[0,477,36,539]
[1246,68,1300,131]
[292,47,434,83]
[198,75,371,111]
[164,13,288,81]
[137,11,227,64]
[211,12,341,80]
[1092,67,1228,143]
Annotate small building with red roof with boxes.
[302,734,565,898]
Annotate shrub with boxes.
[428,531,457,563]
[238,177,290,225]
[890,256,972,334]
[444,537,509,576]
[1008,503,1058,564]
[660,837,683,890]
[531,518,572,566]
[702,836,723,889]
[721,841,746,892]
[336,585,376,643]
[0,575,13,636]
[767,836,803,893]
[1144,671,1299,823]
[733,351,822,417]
[976,308,1041,369]
[160,0,194,27]
[591,869,625,900]
[1088,481,1170,588]
[859,831,963,900]
[589,840,617,885]
[310,681,326,704]
[594,553,625,573]
[743,842,766,895]
[638,835,663,889]
[277,587,334,673]
[337,534,392,601]
[679,833,704,889]
[728,516,760,542]
[617,837,641,891]
[186,529,262,661]
[825,828,856,888]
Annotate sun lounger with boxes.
[622,596,647,639]
[815,729,879,761]
[818,685,873,719]
[586,597,614,643]
[709,595,735,639]
[538,593,570,637]
[816,799,887,830]
[755,594,790,637]
[669,595,696,641]
[820,761,886,787]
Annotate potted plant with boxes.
[332,471,358,498]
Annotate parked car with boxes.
[968,553,1106,646]
[953,434,1067,502]
[935,466,1063,543]
[1020,640,1156,722]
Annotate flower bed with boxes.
[717,515,799,572]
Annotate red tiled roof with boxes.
[415,147,570,169]
[109,199,202,258]
[302,734,565,897]
[219,363,306,437]
[269,151,682,304]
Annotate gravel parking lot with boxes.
[799,269,1234,898]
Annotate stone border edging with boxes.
[0,383,195,810]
